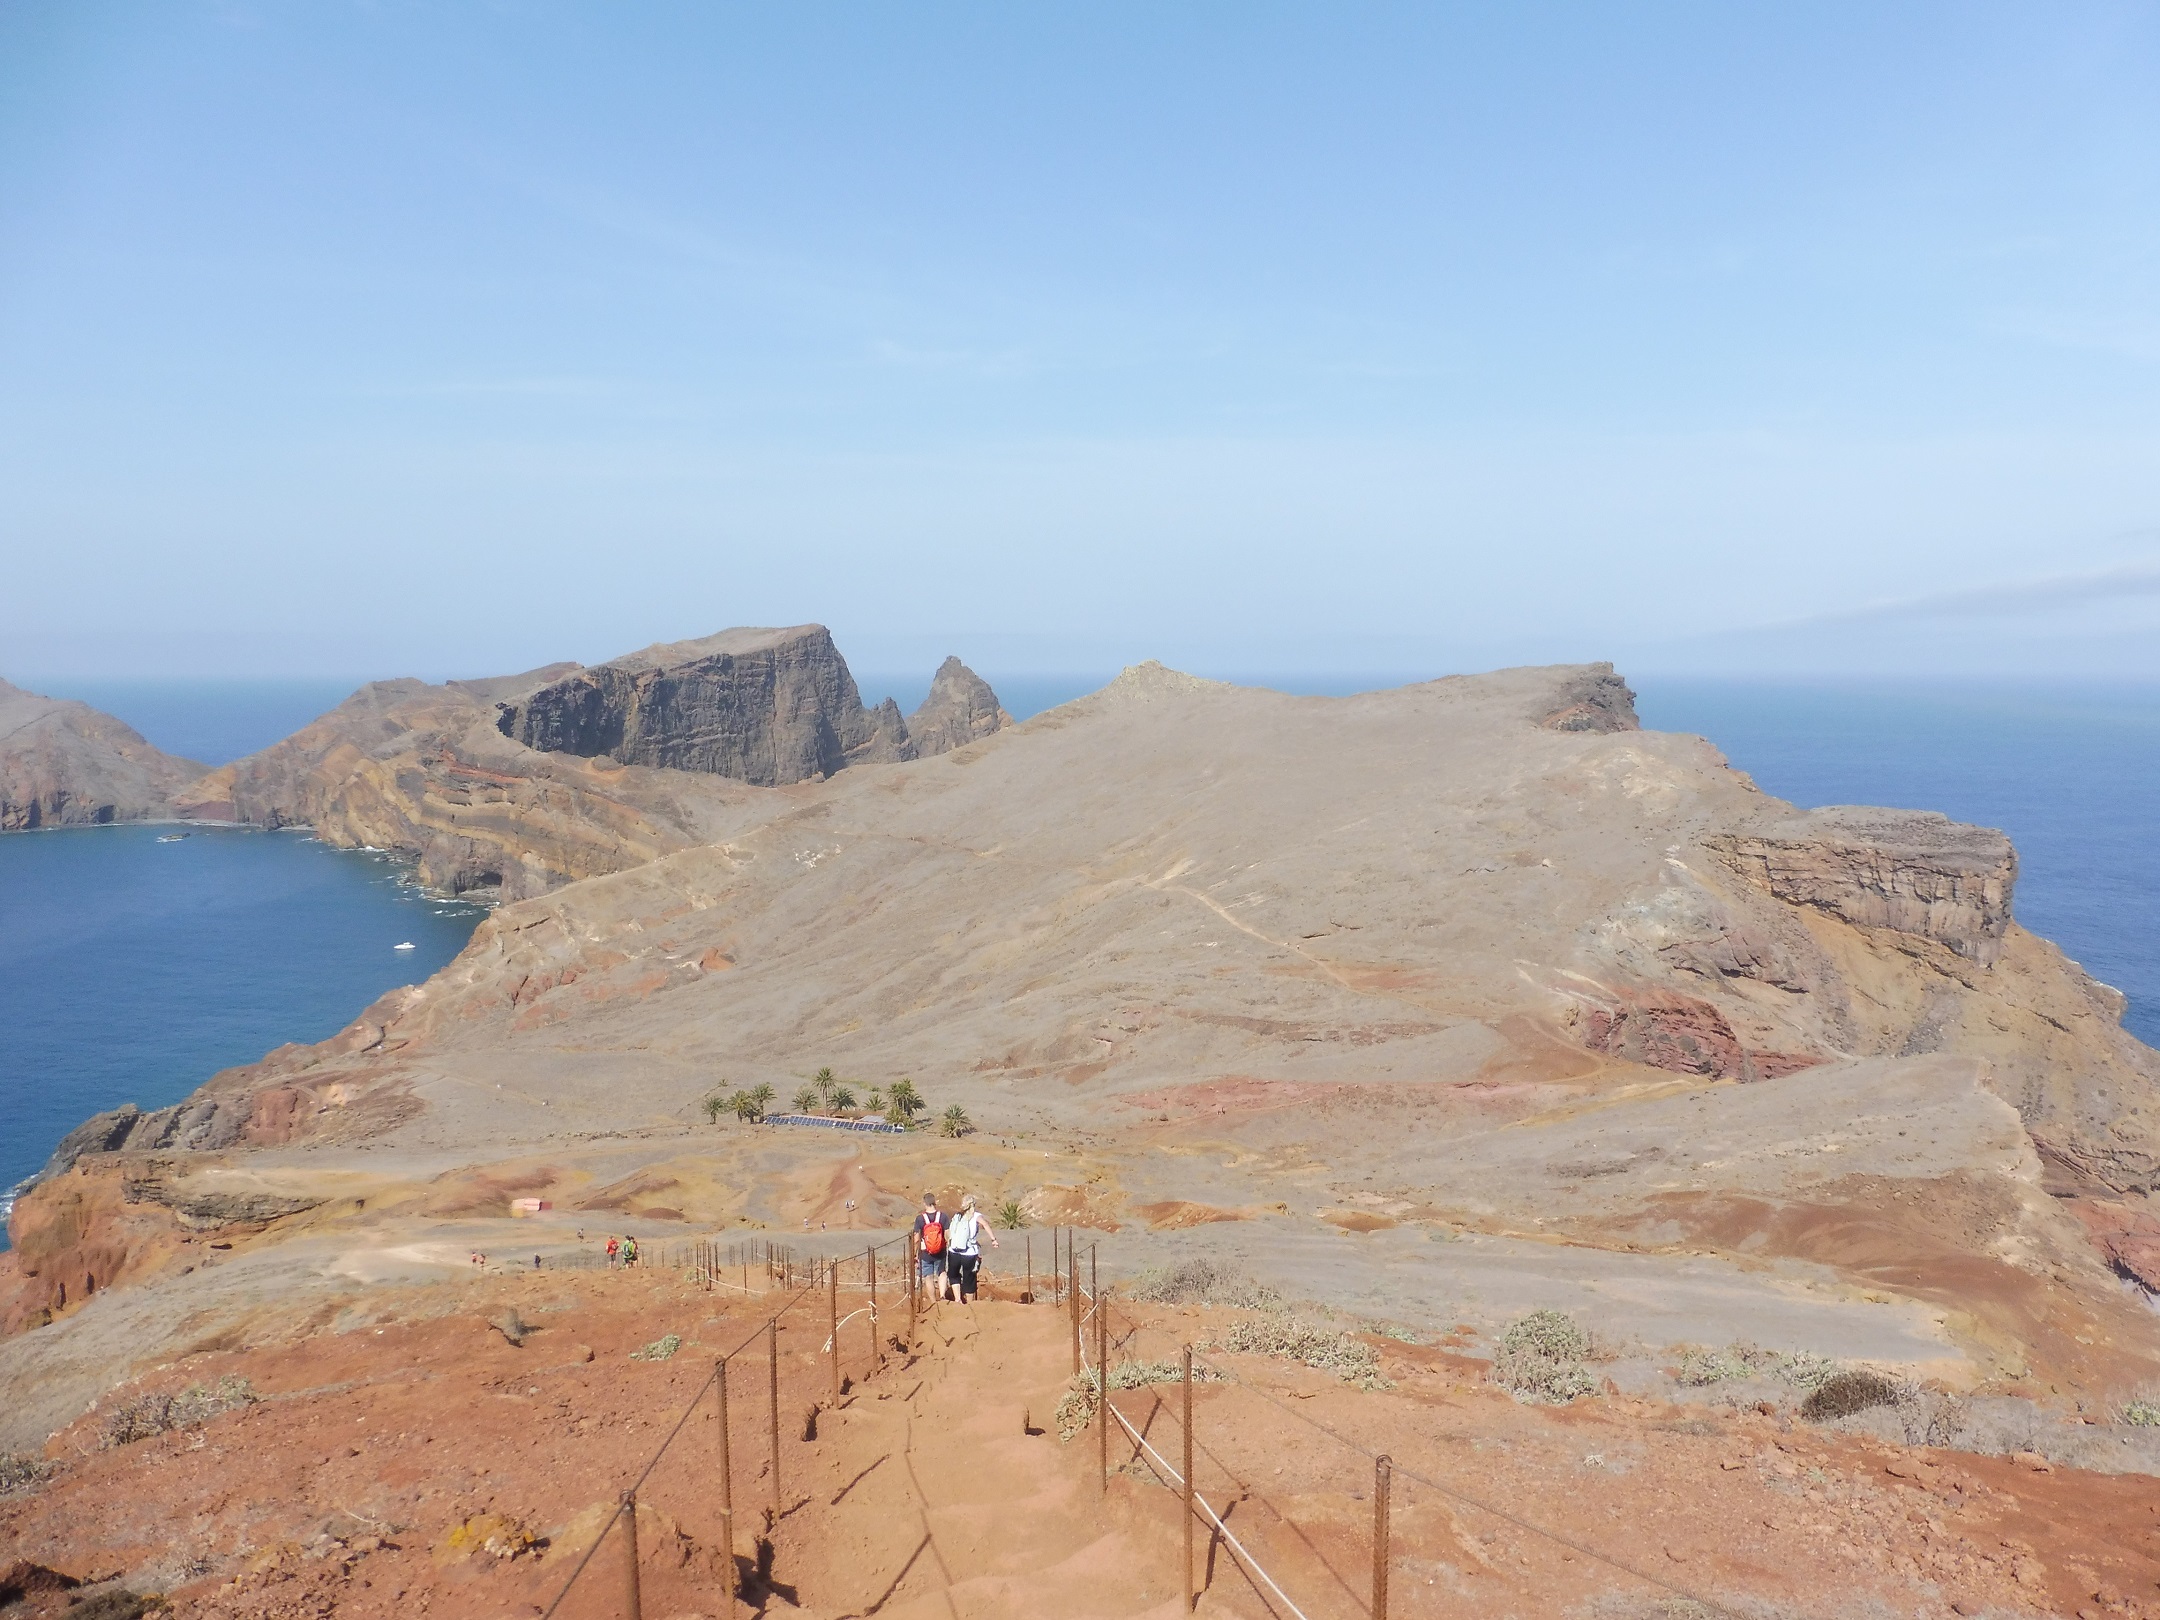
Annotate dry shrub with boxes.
[1125,1258,1281,1310]
[100,1376,257,1448]
[1493,1310,1597,1405]
[2122,1398,2160,1427]
[1054,1376,1096,1442]
[1800,1369,1900,1421]
[0,1452,52,1496]
[629,1334,681,1362]
[1215,1315,1391,1389]
[1675,1345,1768,1386]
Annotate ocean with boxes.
[3,674,2153,1230]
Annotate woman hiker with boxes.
[944,1193,997,1303]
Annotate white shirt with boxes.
[948,1210,984,1255]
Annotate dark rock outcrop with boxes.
[1538,663,1640,733]
[496,628,1008,782]
[0,680,206,830]
[1711,807,2016,965]
[495,626,921,783]
[907,656,1014,756]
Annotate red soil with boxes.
[2,1269,2157,1619]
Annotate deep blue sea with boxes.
[3,674,2153,1234]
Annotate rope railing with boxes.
[1067,1248,1752,1620]
[536,1230,916,1620]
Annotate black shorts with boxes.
[945,1252,980,1294]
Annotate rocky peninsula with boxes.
[6,647,2160,1617]
[0,679,206,831]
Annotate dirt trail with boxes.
[774,1297,1201,1619]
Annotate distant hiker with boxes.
[606,1236,620,1269]
[533,1254,542,1271]
[914,1193,949,1303]
[623,1235,638,1268]
[944,1194,997,1303]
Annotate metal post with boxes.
[1182,1346,1195,1612]
[716,1358,734,1525]
[622,1490,643,1620]
[719,1507,736,1620]
[829,1260,841,1406]
[1070,1248,1081,1375]
[1373,1453,1393,1620]
[908,1233,918,1340]
[1025,1233,1033,1302]
[1095,1259,1108,1493]
[768,1317,782,1518]
[867,1245,878,1364]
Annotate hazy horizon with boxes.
[5,5,2158,680]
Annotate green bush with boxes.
[1216,1315,1391,1390]
[2123,1399,2160,1427]
[1493,1310,1597,1404]
[629,1334,682,1362]
[996,1197,1027,1228]
[939,1104,973,1138]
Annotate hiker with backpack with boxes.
[914,1192,950,1303]
[943,1193,997,1303]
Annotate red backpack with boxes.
[920,1213,947,1256]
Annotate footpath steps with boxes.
[769,1296,1243,1620]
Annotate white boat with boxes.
[156,833,190,843]
[393,941,416,951]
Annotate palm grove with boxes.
[703,1069,972,1137]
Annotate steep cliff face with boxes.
[496,626,922,783]
[497,629,1008,780]
[1711,807,2017,965]
[0,680,206,830]
[176,630,1007,899]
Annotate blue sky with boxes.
[3,3,2157,681]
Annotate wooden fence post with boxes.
[1095,1259,1108,1493]
[1025,1233,1033,1303]
[908,1232,918,1341]
[1373,1453,1393,1620]
[767,1316,782,1520]
[621,1490,642,1620]
[866,1245,879,1364]
[829,1261,841,1406]
[1182,1346,1195,1612]
[1069,1248,1081,1375]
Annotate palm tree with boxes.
[792,1085,819,1115]
[727,1089,759,1122]
[750,1082,775,1115]
[939,1103,972,1139]
[865,1087,885,1116]
[812,1067,838,1103]
[887,1077,924,1120]
[701,1094,727,1124]
[830,1084,856,1112]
